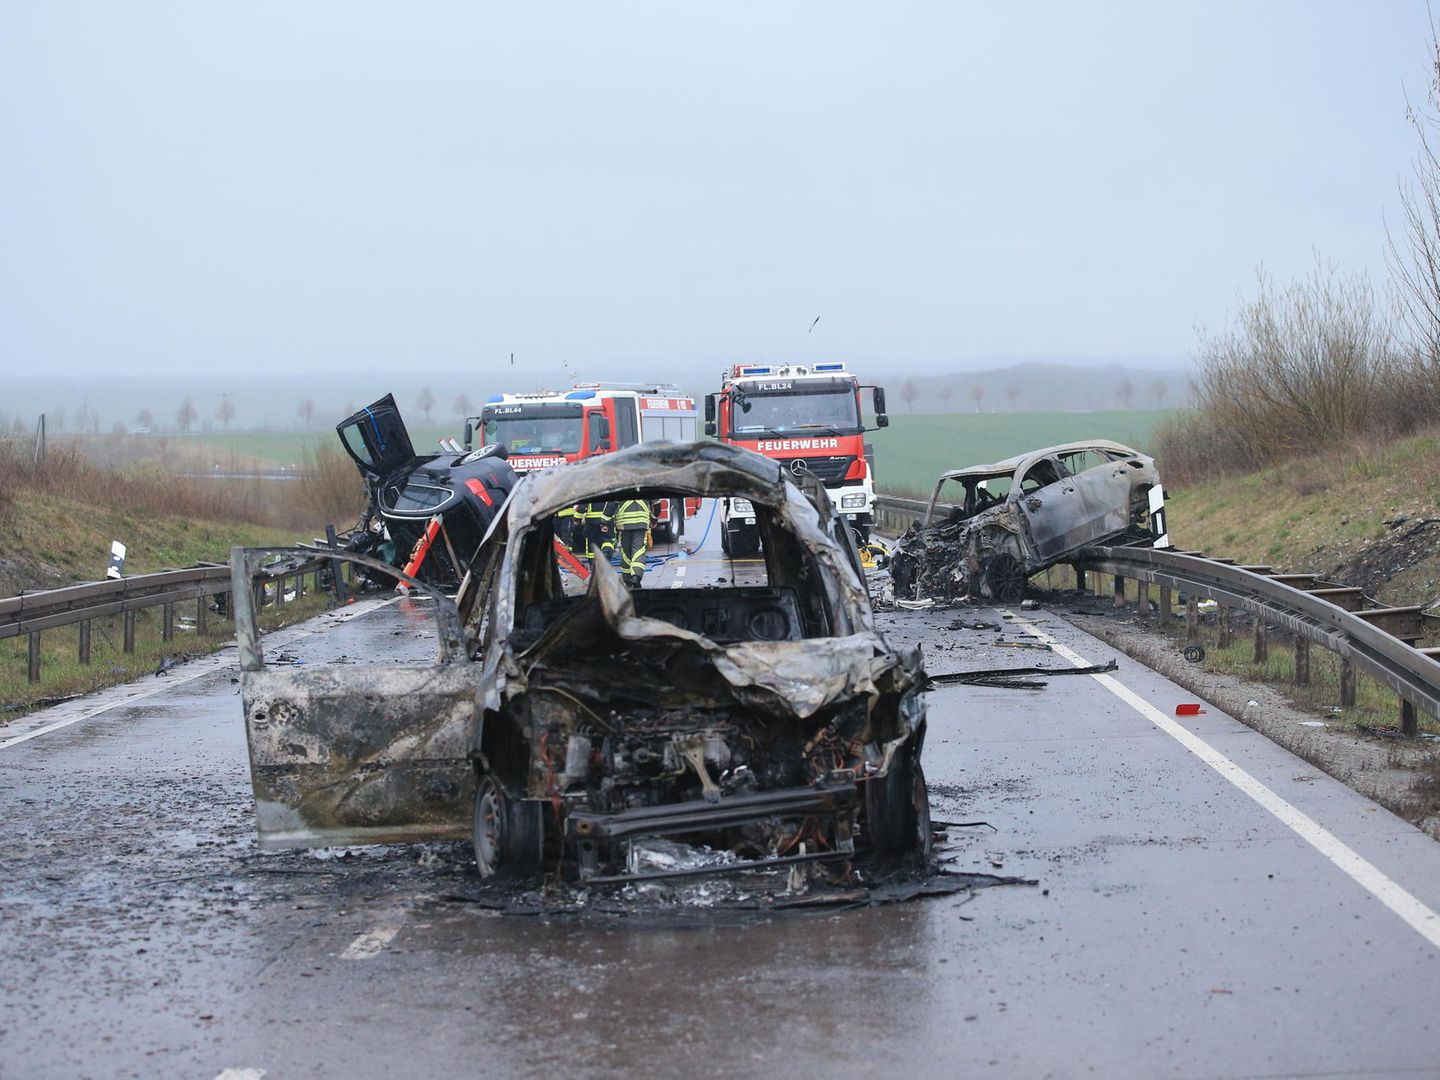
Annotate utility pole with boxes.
[33,413,46,466]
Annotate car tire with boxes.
[472,775,505,877]
[866,752,931,857]
[473,777,544,877]
[983,552,1027,604]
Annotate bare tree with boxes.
[417,386,436,424]
[1116,377,1135,410]
[297,398,316,429]
[1150,379,1168,408]
[968,383,985,413]
[937,384,954,412]
[216,397,236,431]
[453,392,473,418]
[136,407,154,430]
[176,397,198,434]
[1004,384,1021,410]
[1388,24,1440,362]
[899,378,919,413]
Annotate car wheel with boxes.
[472,775,505,877]
[983,552,1027,604]
[866,751,930,857]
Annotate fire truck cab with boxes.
[705,362,887,554]
[467,383,699,541]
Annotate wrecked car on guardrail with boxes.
[232,440,931,884]
[889,439,1168,604]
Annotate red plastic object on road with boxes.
[1175,703,1207,716]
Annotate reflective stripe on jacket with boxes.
[615,499,651,528]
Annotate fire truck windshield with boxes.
[731,384,860,436]
[481,403,584,455]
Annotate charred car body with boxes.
[335,394,518,589]
[234,440,931,884]
[890,440,1167,604]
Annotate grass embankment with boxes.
[873,409,1169,496]
[0,440,363,715]
[1165,429,1440,607]
[0,490,329,714]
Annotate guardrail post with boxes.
[162,602,174,641]
[1339,660,1356,708]
[1218,607,1233,649]
[326,524,349,604]
[78,620,91,665]
[276,575,287,609]
[195,595,207,635]
[1294,637,1310,685]
[1136,580,1149,622]
[1074,564,1086,593]
[1400,698,1418,738]
[1159,586,1171,625]
[123,611,136,653]
[28,632,41,683]
[1093,572,1106,600]
[1253,621,1268,663]
[1113,574,1126,609]
[1185,598,1199,641]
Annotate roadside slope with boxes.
[1165,429,1440,607]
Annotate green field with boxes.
[194,410,1171,491]
[869,409,1170,495]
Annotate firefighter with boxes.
[582,498,617,573]
[555,504,581,552]
[615,497,653,588]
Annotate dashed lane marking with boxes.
[1004,609,1440,952]
[342,923,401,960]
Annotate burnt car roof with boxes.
[502,439,787,522]
[933,439,1145,483]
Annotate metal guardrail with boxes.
[1075,545,1440,736]
[2,552,339,685]
[872,494,934,536]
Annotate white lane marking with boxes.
[1002,609,1440,952]
[0,596,399,751]
[342,923,401,960]
[214,1069,267,1080]
[670,564,688,589]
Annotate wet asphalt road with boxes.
[3,530,1440,1078]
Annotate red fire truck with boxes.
[466,383,699,540]
[704,362,888,554]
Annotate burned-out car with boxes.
[233,441,931,884]
[336,394,518,588]
[890,440,1167,604]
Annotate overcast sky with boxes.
[0,1,1429,383]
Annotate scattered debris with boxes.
[925,659,1118,691]
[1175,703,1207,716]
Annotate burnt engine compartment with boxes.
[499,683,881,879]
[550,704,866,814]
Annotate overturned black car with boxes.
[336,394,518,588]
[233,441,931,885]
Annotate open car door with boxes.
[231,547,476,849]
[336,393,419,482]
